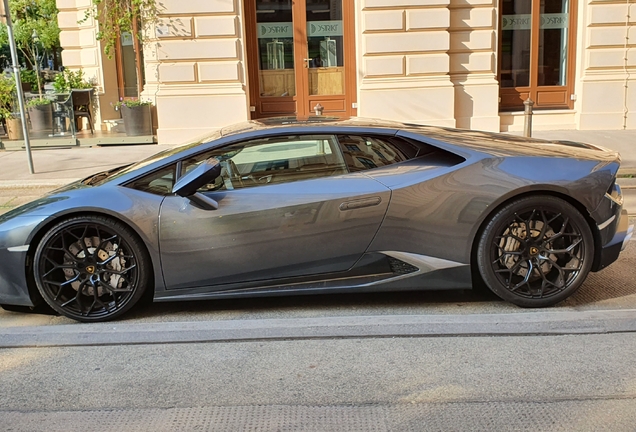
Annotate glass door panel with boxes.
[499,0,575,110]
[501,0,531,88]
[305,0,344,96]
[247,0,355,117]
[120,32,139,97]
[538,0,569,86]
[256,0,295,98]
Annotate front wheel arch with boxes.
[25,211,156,310]
[470,190,601,290]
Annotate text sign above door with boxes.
[258,21,344,39]
[258,22,293,39]
[308,20,343,37]
[502,14,568,31]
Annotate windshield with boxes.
[89,130,223,186]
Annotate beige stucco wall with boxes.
[56,0,120,129]
[56,0,636,142]
[576,0,636,130]
[449,0,499,131]
[357,0,456,127]
[143,0,249,144]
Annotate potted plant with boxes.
[26,97,53,132]
[116,100,152,136]
[4,113,24,140]
[0,75,23,140]
[52,69,94,93]
[20,68,39,93]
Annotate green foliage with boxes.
[19,68,39,90]
[82,0,159,58]
[0,75,17,120]
[0,0,61,63]
[52,69,95,93]
[26,97,51,108]
[0,0,60,101]
[115,100,153,108]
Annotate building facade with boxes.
[56,0,636,144]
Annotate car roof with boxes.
[216,116,410,139]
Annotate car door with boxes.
[158,134,391,290]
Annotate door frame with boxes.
[498,0,577,110]
[245,0,358,118]
[114,21,145,100]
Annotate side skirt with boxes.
[154,252,472,302]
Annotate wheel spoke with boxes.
[510,260,533,291]
[105,264,137,276]
[42,264,76,279]
[534,262,558,295]
[545,238,583,255]
[96,234,118,257]
[99,281,134,294]
[537,210,551,240]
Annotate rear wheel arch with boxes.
[469,190,601,289]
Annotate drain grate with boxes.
[4,399,636,431]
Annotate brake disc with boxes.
[62,236,126,295]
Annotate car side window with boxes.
[180,134,348,192]
[126,164,176,196]
[337,135,417,172]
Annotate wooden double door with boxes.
[246,0,357,119]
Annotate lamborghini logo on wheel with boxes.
[85,266,96,274]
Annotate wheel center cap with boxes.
[529,246,540,257]
[85,265,96,274]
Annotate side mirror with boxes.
[172,157,222,210]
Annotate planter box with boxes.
[6,117,24,140]
[28,103,53,132]
[121,104,152,137]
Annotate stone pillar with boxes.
[357,0,455,127]
[449,0,499,132]
[144,0,249,144]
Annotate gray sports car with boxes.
[0,117,632,322]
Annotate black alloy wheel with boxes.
[33,216,150,322]
[477,195,593,307]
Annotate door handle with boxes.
[339,197,382,211]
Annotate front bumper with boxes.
[0,248,32,306]
[594,208,633,271]
[0,215,48,307]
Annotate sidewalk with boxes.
[0,143,173,187]
[0,129,635,187]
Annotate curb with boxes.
[3,310,636,348]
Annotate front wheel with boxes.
[477,196,594,307]
[33,216,151,322]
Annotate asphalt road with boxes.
[2,333,636,430]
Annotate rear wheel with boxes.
[33,215,151,322]
[477,196,593,307]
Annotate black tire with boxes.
[33,215,151,322]
[477,195,593,307]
